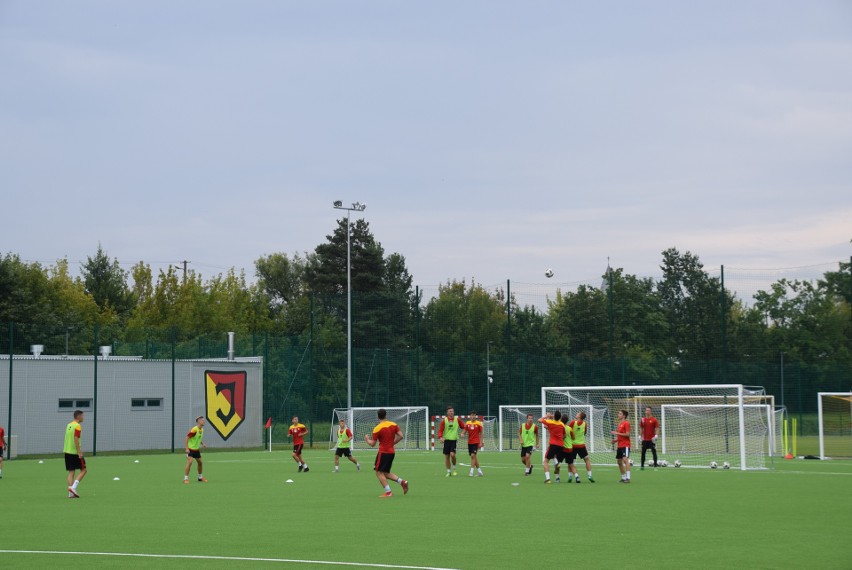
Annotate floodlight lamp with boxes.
[333,200,343,208]
[352,202,366,211]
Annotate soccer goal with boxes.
[430,415,498,451]
[817,392,852,460]
[497,404,607,452]
[328,407,430,451]
[542,384,773,470]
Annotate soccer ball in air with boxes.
[710,461,718,469]
[722,462,731,470]
[628,458,634,466]
[673,460,682,468]
[545,268,554,278]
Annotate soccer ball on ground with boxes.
[710,461,718,469]
[659,459,668,467]
[545,268,554,278]
[673,460,682,468]
[722,462,731,470]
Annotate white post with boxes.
[738,385,747,470]
[661,407,667,454]
[267,424,272,452]
[818,392,825,460]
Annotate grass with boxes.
[2,448,851,569]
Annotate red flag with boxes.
[264,417,272,429]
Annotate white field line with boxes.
[0,550,460,569]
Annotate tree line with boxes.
[1,222,850,378]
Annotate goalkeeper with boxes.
[639,407,659,469]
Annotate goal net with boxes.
[818,392,852,459]
[542,384,772,470]
[329,407,429,451]
[497,404,607,452]
[430,415,498,451]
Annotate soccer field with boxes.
[2,449,851,569]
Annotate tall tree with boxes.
[81,244,133,318]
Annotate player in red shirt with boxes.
[365,408,409,498]
[639,407,660,469]
[539,411,566,483]
[610,409,631,483]
[464,411,484,477]
[288,416,310,472]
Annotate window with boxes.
[132,398,163,410]
[58,399,92,412]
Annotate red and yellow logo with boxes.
[205,370,247,440]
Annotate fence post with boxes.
[6,322,13,461]
[93,324,99,456]
[171,327,177,453]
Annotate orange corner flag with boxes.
[264,417,273,429]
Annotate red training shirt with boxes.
[372,421,401,453]
[639,416,659,441]
[465,420,483,445]
[289,423,307,445]
[616,420,631,448]
[541,419,566,447]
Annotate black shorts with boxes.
[521,446,533,457]
[374,452,395,473]
[616,447,630,459]
[187,449,201,459]
[293,443,304,454]
[546,444,563,461]
[562,449,574,464]
[573,446,589,460]
[442,440,457,455]
[335,447,352,457]
[468,444,479,455]
[642,440,656,451]
[65,453,85,471]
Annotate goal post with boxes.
[818,392,852,460]
[329,407,429,451]
[542,384,773,470]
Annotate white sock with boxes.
[397,478,405,485]
[588,471,593,477]
[384,485,391,492]
[469,468,474,475]
[544,472,551,480]
[184,475,189,480]
[334,466,339,471]
[478,468,483,474]
[626,470,631,480]
[71,480,79,490]
[198,473,203,479]
[447,469,451,473]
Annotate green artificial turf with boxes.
[1,449,850,569]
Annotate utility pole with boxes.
[172,260,191,282]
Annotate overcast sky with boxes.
[2,1,850,296]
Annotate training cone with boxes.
[784,453,794,459]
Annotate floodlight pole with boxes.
[333,201,366,412]
[486,341,493,419]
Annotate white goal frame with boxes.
[660,403,775,456]
[542,384,760,470]
[818,391,852,460]
[329,406,430,451]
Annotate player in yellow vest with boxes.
[334,419,360,472]
[184,416,208,483]
[437,406,465,477]
[518,413,539,476]
[64,410,87,498]
[568,411,595,482]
